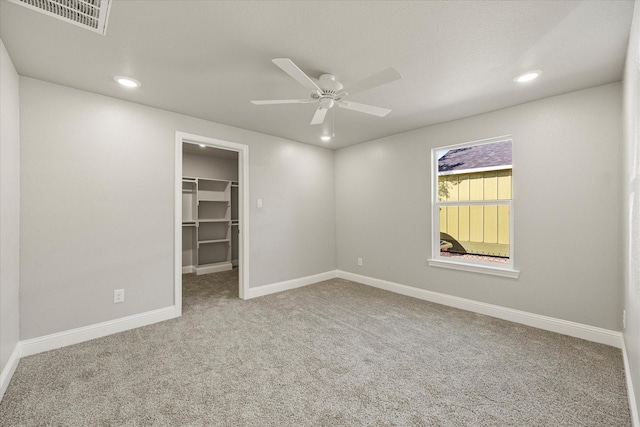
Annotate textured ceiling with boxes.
[0,0,634,149]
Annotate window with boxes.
[428,136,519,278]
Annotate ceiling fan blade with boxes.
[310,107,328,125]
[251,99,315,105]
[343,67,402,96]
[338,101,391,117]
[272,58,321,91]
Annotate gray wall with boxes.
[623,0,640,415]
[0,40,20,380]
[19,77,336,340]
[336,83,622,330]
[183,152,238,181]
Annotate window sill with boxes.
[427,258,520,279]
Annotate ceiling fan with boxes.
[251,58,402,125]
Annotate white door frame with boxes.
[174,131,250,313]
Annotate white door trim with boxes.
[175,131,250,312]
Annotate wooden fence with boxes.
[439,170,511,257]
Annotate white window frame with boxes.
[428,135,519,279]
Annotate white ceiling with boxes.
[0,1,634,149]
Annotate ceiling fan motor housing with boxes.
[315,74,344,101]
[318,74,343,91]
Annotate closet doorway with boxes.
[174,132,249,315]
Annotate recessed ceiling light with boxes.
[514,70,542,83]
[114,76,141,88]
[320,135,331,142]
[199,144,206,148]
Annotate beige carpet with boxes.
[0,269,631,426]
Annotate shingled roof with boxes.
[438,140,512,173]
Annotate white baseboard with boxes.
[20,305,179,358]
[196,262,232,275]
[0,343,21,400]
[182,265,195,274]
[337,270,622,348]
[245,270,338,299]
[622,336,640,426]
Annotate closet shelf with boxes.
[198,239,230,245]
[199,197,230,203]
[198,199,230,203]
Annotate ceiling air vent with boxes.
[9,0,112,35]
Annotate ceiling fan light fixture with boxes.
[320,135,331,142]
[114,76,141,88]
[514,70,542,83]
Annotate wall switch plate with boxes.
[114,289,124,304]
[257,198,263,208]
[357,257,363,266]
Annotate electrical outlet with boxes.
[257,198,263,208]
[623,310,626,329]
[357,257,363,266]
[114,289,124,304]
